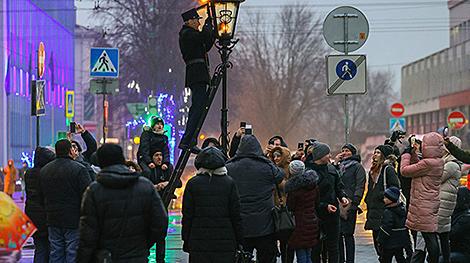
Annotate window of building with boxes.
[466,41,470,55]
[440,52,446,64]
[427,58,432,68]
[448,48,454,61]
[456,44,462,59]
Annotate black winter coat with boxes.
[137,130,170,165]
[377,203,410,249]
[79,130,98,163]
[226,135,285,238]
[179,21,215,87]
[39,156,91,229]
[306,162,347,219]
[450,187,470,257]
[182,171,243,261]
[77,165,168,263]
[364,164,400,230]
[25,147,55,238]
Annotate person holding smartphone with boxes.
[68,122,98,180]
[228,122,247,158]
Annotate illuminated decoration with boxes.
[21,151,35,168]
[133,136,140,145]
[126,92,182,164]
[199,134,206,140]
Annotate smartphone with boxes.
[443,127,449,138]
[240,121,246,128]
[410,136,416,146]
[298,142,304,149]
[245,124,253,135]
[70,122,76,133]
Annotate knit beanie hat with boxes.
[194,147,226,170]
[150,116,164,128]
[384,186,400,203]
[311,142,331,161]
[342,143,357,155]
[97,143,125,168]
[289,160,305,177]
[449,136,462,149]
[375,145,394,158]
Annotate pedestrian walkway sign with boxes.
[327,54,366,95]
[90,48,119,78]
[390,118,406,133]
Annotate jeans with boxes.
[438,232,450,263]
[181,82,209,146]
[296,249,312,263]
[339,233,355,263]
[33,236,49,263]
[48,227,79,263]
[242,234,277,263]
[312,215,340,263]
[381,248,406,263]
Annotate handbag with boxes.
[93,186,134,263]
[339,198,352,220]
[271,170,295,240]
[383,166,407,204]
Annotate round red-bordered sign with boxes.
[447,111,466,130]
[390,103,405,117]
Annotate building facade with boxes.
[401,0,470,144]
[0,0,75,165]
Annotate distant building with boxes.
[0,0,75,165]
[75,25,100,134]
[401,0,470,145]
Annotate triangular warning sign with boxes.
[92,51,117,73]
[391,120,404,132]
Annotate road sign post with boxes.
[323,6,369,144]
[90,47,120,144]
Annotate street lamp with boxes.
[210,0,244,153]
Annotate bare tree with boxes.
[229,6,327,144]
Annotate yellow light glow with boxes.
[133,136,141,145]
[199,134,206,140]
[219,23,230,34]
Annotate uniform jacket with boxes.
[437,154,462,233]
[226,135,284,238]
[77,165,168,263]
[25,147,55,238]
[39,156,91,228]
[401,132,444,232]
[137,130,170,166]
[364,163,400,231]
[182,169,243,260]
[179,21,215,87]
[285,170,320,249]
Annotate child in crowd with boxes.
[377,186,409,263]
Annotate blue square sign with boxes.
[90,47,119,78]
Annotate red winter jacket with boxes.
[401,132,444,233]
[287,185,320,249]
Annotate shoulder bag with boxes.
[271,167,295,240]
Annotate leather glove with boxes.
[402,146,412,155]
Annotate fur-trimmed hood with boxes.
[284,170,319,193]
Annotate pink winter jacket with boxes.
[400,132,445,233]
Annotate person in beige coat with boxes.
[438,136,462,263]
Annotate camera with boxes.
[70,122,76,133]
[245,124,253,135]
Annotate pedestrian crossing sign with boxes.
[390,118,406,133]
[90,47,119,78]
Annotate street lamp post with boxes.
[210,0,244,153]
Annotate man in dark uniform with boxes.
[137,116,171,178]
[178,8,215,150]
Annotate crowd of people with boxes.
[2,115,470,263]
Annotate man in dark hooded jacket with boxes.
[25,146,55,263]
[70,123,98,180]
[333,143,366,263]
[226,135,285,263]
[182,147,243,262]
[77,144,168,263]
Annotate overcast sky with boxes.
[75,0,450,92]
